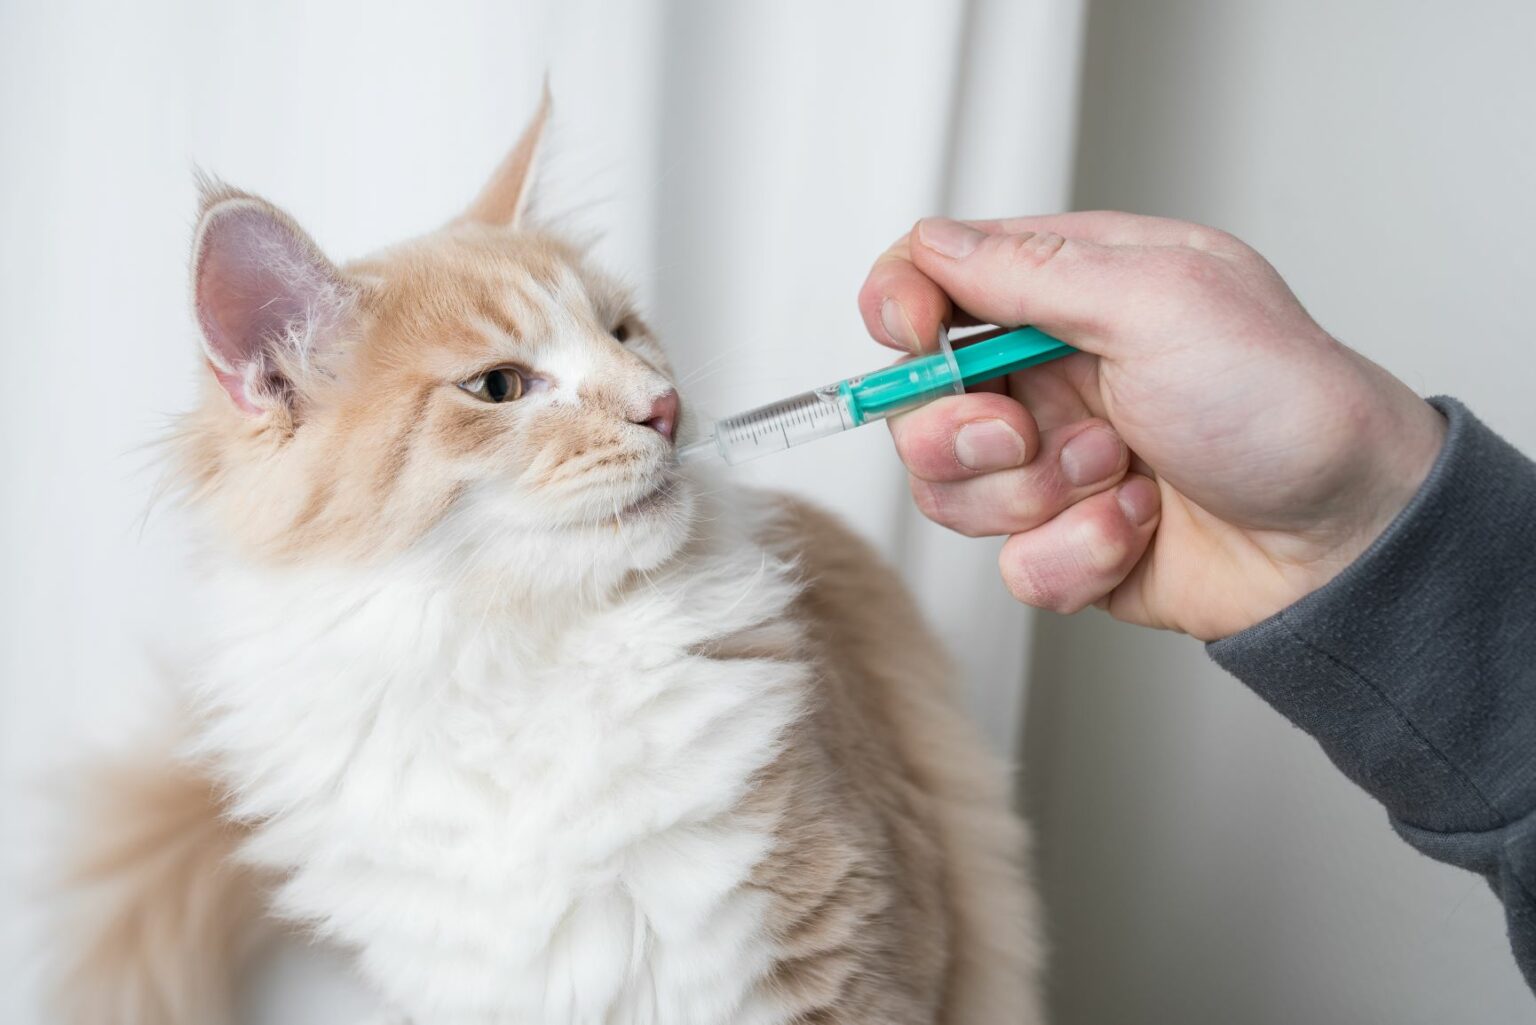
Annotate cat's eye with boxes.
[459,367,525,404]
[611,321,631,344]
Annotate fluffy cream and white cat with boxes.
[49,97,1045,1025]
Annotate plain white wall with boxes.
[1024,1,1536,1022]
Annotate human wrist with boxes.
[1274,387,1447,623]
[1200,374,1446,641]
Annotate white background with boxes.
[1,1,1531,1022]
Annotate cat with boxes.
[47,94,1046,1025]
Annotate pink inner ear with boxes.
[208,364,263,415]
[194,203,344,414]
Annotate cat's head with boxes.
[176,96,696,600]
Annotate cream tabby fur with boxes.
[49,96,1045,1024]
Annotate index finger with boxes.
[963,211,1232,250]
[858,210,1235,354]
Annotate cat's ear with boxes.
[191,181,355,417]
[459,84,551,229]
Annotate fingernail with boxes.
[1059,427,1125,486]
[916,217,984,259]
[880,298,919,352]
[955,419,1026,472]
[1117,477,1160,526]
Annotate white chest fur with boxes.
[191,518,811,1025]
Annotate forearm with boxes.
[1208,397,1536,989]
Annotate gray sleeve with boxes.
[1207,397,1536,992]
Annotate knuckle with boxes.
[912,479,985,538]
[859,257,904,306]
[1071,513,1132,577]
[892,417,946,477]
[1193,225,1245,254]
[1007,473,1054,525]
[952,510,992,540]
[909,476,949,525]
[990,232,1072,326]
[998,230,1068,273]
[1162,248,1229,293]
[887,417,920,460]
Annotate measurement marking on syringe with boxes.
[719,390,848,455]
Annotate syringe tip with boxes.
[675,439,720,464]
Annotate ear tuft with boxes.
[459,82,552,230]
[192,170,250,221]
[191,190,353,417]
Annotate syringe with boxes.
[677,326,1077,465]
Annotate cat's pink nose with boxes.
[635,390,680,442]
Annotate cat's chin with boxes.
[585,478,698,572]
[615,483,672,518]
[414,469,701,599]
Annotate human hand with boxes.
[858,213,1446,640]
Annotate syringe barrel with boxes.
[707,383,856,464]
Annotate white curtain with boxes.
[0,1,1084,1020]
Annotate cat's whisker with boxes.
[123,424,193,542]
[133,466,177,543]
[675,343,759,387]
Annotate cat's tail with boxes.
[46,740,266,1025]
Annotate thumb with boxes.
[909,218,1140,353]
